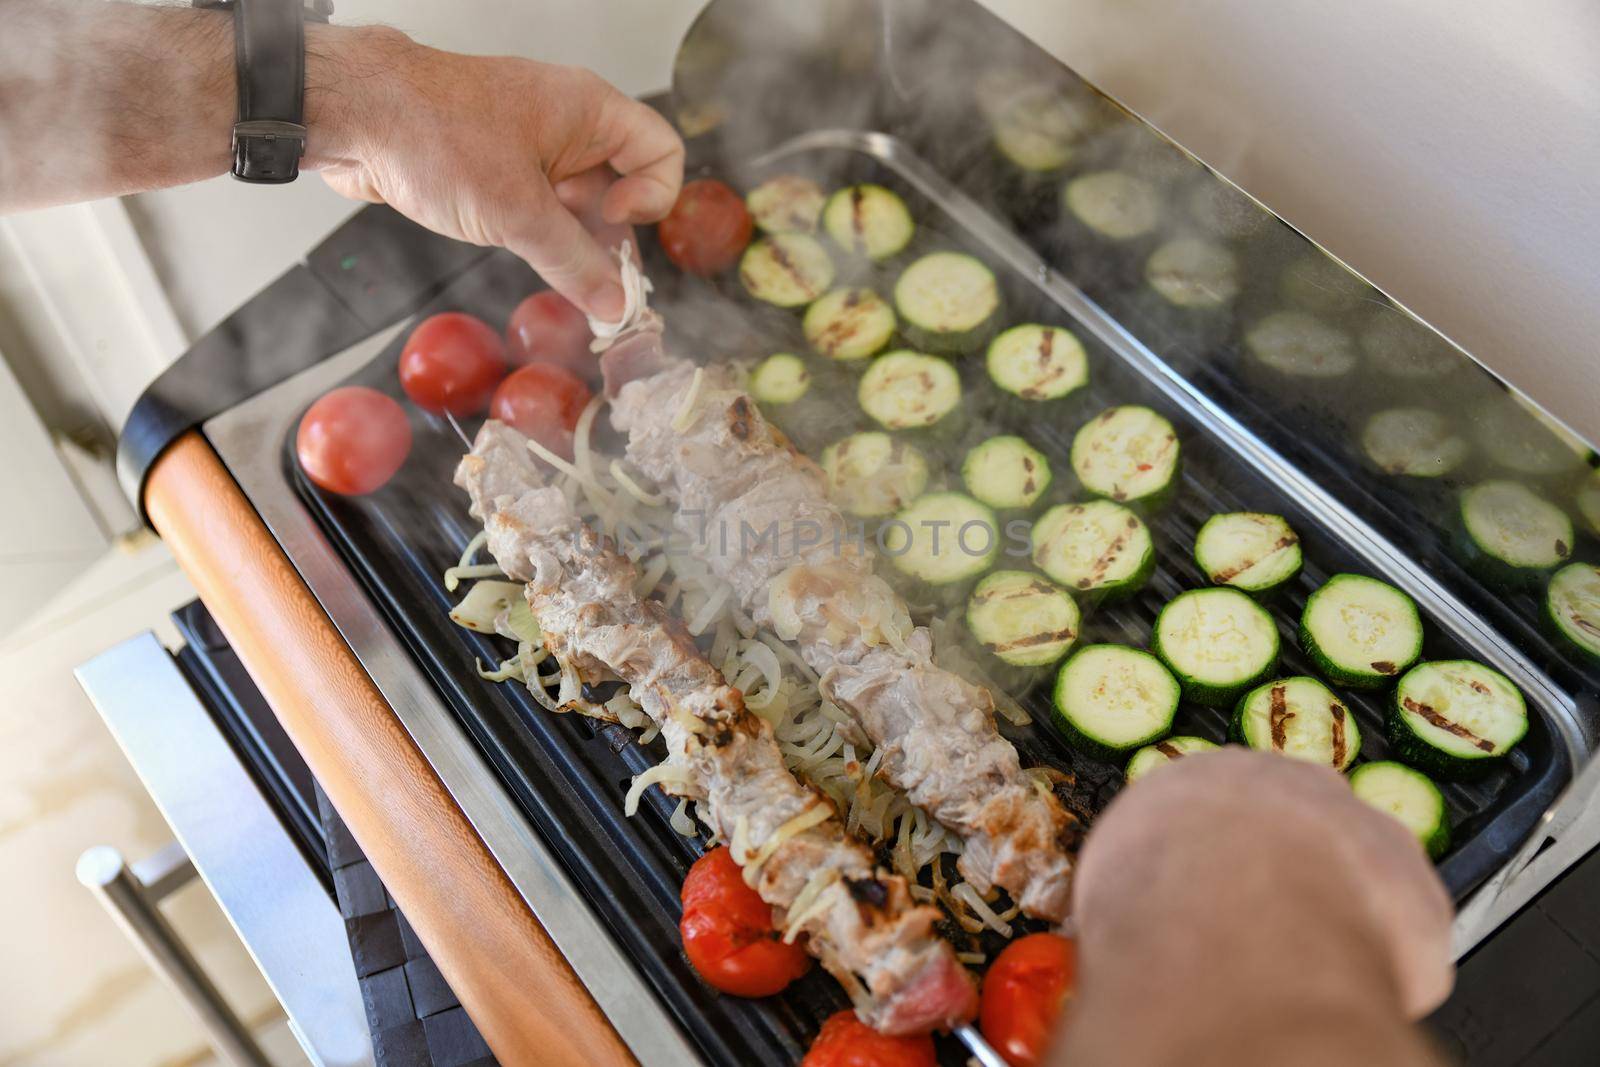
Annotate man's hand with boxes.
[308,29,683,319]
[0,4,683,319]
[1055,748,1454,1067]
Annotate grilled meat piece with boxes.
[454,420,976,1033]
[606,354,1076,922]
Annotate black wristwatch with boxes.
[194,0,335,184]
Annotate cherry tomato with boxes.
[489,363,593,461]
[979,933,1077,1067]
[679,846,811,998]
[398,312,507,415]
[658,178,753,276]
[800,1010,937,1067]
[295,386,412,496]
[506,290,595,379]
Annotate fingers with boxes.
[505,197,625,319]
[595,91,684,225]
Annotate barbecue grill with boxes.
[117,1,1600,1063]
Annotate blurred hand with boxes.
[1055,748,1453,1067]
[309,28,683,319]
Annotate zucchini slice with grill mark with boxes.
[1187,180,1270,241]
[967,570,1080,667]
[1193,512,1301,593]
[894,252,1001,353]
[1062,171,1161,241]
[803,287,897,362]
[858,350,962,431]
[746,175,825,235]
[992,89,1096,173]
[1388,660,1527,779]
[963,435,1052,511]
[1547,562,1600,665]
[739,234,835,308]
[1152,588,1280,707]
[1144,237,1239,309]
[1361,408,1469,479]
[822,183,915,261]
[1030,500,1154,600]
[985,323,1088,402]
[1245,311,1358,379]
[1052,645,1180,761]
[1459,480,1573,578]
[1472,399,1589,480]
[1299,574,1423,689]
[1124,735,1220,783]
[819,432,929,519]
[748,353,811,406]
[1231,676,1361,771]
[1070,406,1180,506]
[883,492,999,587]
[1349,761,1451,859]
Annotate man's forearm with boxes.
[0,1,396,212]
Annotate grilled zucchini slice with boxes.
[1144,237,1239,309]
[1280,253,1372,315]
[1350,761,1451,859]
[1232,675,1361,771]
[819,432,929,519]
[1030,500,1154,599]
[1547,562,1600,665]
[1153,588,1279,707]
[893,252,1001,353]
[1576,469,1600,538]
[1299,574,1423,688]
[1388,660,1527,779]
[1052,645,1180,761]
[1193,512,1301,593]
[858,350,962,431]
[1245,311,1357,379]
[883,492,999,586]
[1459,480,1573,579]
[1361,408,1469,478]
[748,353,811,406]
[1124,735,1220,783]
[1070,406,1180,506]
[803,287,896,362]
[739,234,835,308]
[1062,171,1161,241]
[822,184,915,261]
[746,175,825,235]
[962,435,1052,511]
[1360,310,1459,382]
[992,89,1095,172]
[967,570,1080,667]
[985,323,1089,402]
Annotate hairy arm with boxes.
[1053,749,1454,1067]
[0,0,683,315]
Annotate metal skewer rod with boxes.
[956,1023,1010,1067]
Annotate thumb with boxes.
[320,165,387,205]
[505,198,627,320]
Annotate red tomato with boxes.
[295,386,412,496]
[679,846,811,998]
[658,178,753,276]
[801,1010,937,1067]
[979,933,1077,1067]
[506,290,595,378]
[398,312,507,415]
[489,363,592,461]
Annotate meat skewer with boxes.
[454,419,977,1034]
[599,319,1078,922]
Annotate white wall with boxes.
[980,0,1600,444]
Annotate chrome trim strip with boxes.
[204,332,703,1067]
[755,129,1595,956]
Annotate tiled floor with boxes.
[1432,849,1600,1065]
[0,537,303,1067]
